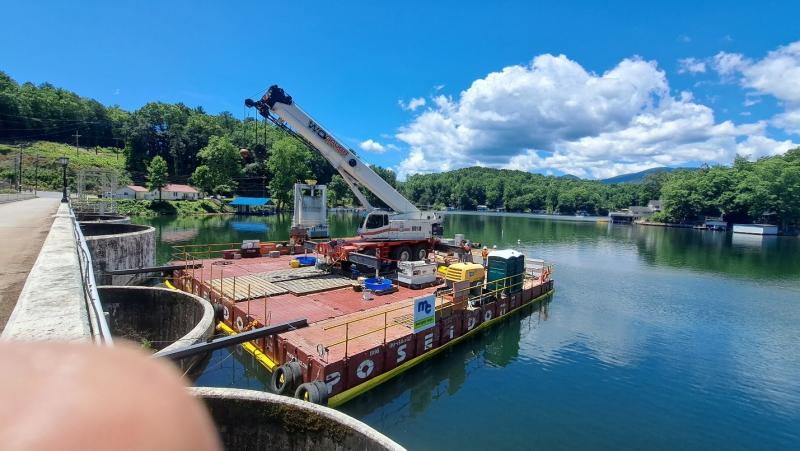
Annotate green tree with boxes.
[328,174,353,207]
[267,137,311,210]
[191,136,242,195]
[146,155,169,201]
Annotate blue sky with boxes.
[2,0,799,178]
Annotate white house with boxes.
[114,184,200,201]
[114,185,149,200]
[147,184,200,200]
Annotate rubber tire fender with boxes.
[212,304,225,322]
[295,380,330,405]
[271,361,302,395]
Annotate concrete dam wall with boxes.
[81,223,155,285]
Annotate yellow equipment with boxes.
[445,263,484,284]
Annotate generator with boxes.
[444,263,485,296]
[397,261,438,288]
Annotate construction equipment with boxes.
[397,261,438,288]
[245,86,444,251]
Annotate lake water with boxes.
[135,213,800,450]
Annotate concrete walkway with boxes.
[0,196,60,331]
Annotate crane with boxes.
[246,86,444,262]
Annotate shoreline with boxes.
[439,210,607,223]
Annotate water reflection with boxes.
[137,212,800,450]
[341,299,551,420]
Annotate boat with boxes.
[168,240,554,407]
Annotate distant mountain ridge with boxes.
[600,167,685,184]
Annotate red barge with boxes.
[170,242,554,407]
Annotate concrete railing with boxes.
[191,387,405,451]
[2,203,94,342]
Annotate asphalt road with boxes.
[0,196,60,331]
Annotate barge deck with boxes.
[170,244,554,407]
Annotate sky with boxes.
[2,0,799,179]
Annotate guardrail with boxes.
[68,202,114,346]
[0,192,36,204]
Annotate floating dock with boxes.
[170,242,554,407]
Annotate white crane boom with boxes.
[246,85,443,245]
[246,86,417,214]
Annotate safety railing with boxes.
[322,265,553,358]
[69,202,114,346]
[0,191,36,204]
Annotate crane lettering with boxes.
[308,120,349,157]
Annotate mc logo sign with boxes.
[413,294,436,333]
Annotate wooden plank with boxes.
[256,267,328,283]
[206,275,287,301]
[273,275,353,295]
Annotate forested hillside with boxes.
[1,70,798,227]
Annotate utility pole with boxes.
[73,130,82,157]
[33,156,39,195]
[17,152,22,192]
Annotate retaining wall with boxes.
[81,223,155,285]
[98,286,214,372]
[191,387,404,451]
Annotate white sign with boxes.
[413,294,436,333]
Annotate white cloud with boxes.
[359,139,386,153]
[711,41,800,137]
[433,84,445,91]
[678,57,707,74]
[735,135,798,159]
[736,41,800,103]
[398,97,427,111]
[395,53,795,179]
[774,109,800,135]
[712,51,751,76]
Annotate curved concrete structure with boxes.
[81,223,155,285]
[191,387,404,451]
[99,286,215,372]
[76,213,131,224]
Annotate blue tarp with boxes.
[230,197,272,206]
[230,222,269,233]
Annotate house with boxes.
[146,184,200,200]
[114,184,200,201]
[647,200,662,212]
[114,185,149,200]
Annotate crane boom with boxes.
[246,86,418,214]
